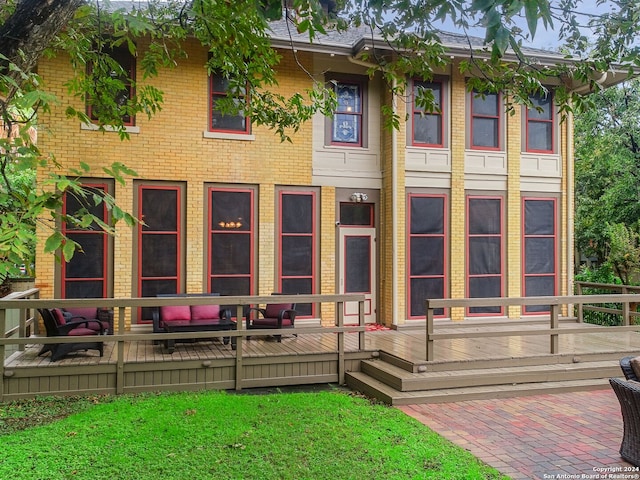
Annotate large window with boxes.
[278,191,317,317]
[466,196,503,315]
[408,194,447,318]
[137,184,183,321]
[209,72,250,134]
[470,90,501,150]
[208,187,255,296]
[331,81,363,146]
[522,198,557,313]
[525,92,555,153]
[61,182,111,298]
[87,46,136,126]
[412,80,444,147]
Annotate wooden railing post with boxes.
[426,300,434,361]
[337,300,345,385]
[116,306,126,395]
[550,304,559,354]
[622,288,631,326]
[234,304,244,391]
[358,299,365,350]
[576,282,584,323]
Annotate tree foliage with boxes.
[1,0,640,288]
[574,78,640,266]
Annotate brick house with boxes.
[34,21,620,328]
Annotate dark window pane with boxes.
[141,235,177,277]
[65,234,104,278]
[410,237,444,276]
[528,122,553,151]
[340,203,373,226]
[411,196,444,234]
[212,190,251,231]
[282,194,313,233]
[528,94,552,120]
[525,238,555,274]
[65,281,104,298]
[468,199,501,234]
[524,276,555,312]
[472,118,499,148]
[211,234,251,275]
[281,236,313,276]
[472,92,499,116]
[469,237,501,275]
[141,189,178,231]
[414,113,442,145]
[211,277,251,297]
[411,278,444,317]
[140,279,177,321]
[525,200,555,235]
[414,82,441,111]
[281,278,312,316]
[468,277,501,314]
[345,236,371,293]
[211,105,247,131]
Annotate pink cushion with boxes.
[253,318,293,327]
[264,303,292,318]
[52,309,66,326]
[68,327,98,336]
[160,305,191,321]
[64,307,98,319]
[191,304,220,320]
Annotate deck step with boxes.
[360,358,621,392]
[346,371,612,405]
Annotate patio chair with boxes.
[63,307,113,334]
[610,377,640,466]
[620,356,639,381]
[245,295,297,342]
[37,308,106,362]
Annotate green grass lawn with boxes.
[1,389,509,480]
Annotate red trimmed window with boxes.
[137,185,182,322]
[522,198,557,313]
[412,81,444,147]
[279,191,317,317]
[209,72,250,134]
[87,46,136,126]
[61,183,110,298]
[408,194,448,318]
[208,187,255,296]
[470,90,501,150]
[331,81,363,146]
[526,92,555,153]
[466,196,504,316]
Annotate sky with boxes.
[434,1,609,52]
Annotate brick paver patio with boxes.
[400,388,638,480]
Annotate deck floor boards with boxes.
[6,324,640,368]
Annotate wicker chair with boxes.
[621,356,639,381]
[610,377,640,466]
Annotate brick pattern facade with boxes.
[35,38,573,328]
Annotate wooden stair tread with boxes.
[346,371,612,405]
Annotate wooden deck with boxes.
[4,321,640,402]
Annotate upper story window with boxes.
[331,81,363,146]
[87,46,136,126]
[525,91,555,153]
[412,80,445,147]
[209,72,250,134]
[470,90,501,150]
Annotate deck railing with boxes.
[575,281,640,326]
[0,293,366,399]
[425,294,640,361]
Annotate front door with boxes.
[339,227,376,323]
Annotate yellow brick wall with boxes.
[449,68,467,321]
[506,95,523,318]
